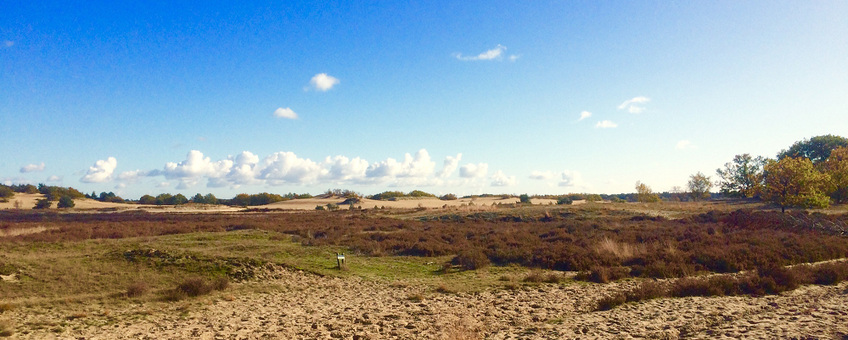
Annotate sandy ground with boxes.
[4,266,846,340]
[1,194,565,213]
[266,196,565,211]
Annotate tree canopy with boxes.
[716,154,766,198]
[762,157,831,212]
[824,147,848,204]
[687,172,713,201]
[778,134,848,165]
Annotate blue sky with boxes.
[2,1,847,198]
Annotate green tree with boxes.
[778,134,848,165]
[203,193,218,205]
[823,146,848,204]
[155,193,173,205]
[519,194,531,204]
[138,194,156,205]
[57,196,75,208]
[687,172,713,201]
[172,194,189,205]
[0,186,13,200]
[191,193,205,204]
[33,198,52,209]
[635,181,659,203]
[715,154,767,198]
[762,157,831,212]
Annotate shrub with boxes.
[440,193,458,201]
[211,277,229,291]
[519,194,531,204]
[33,199,51,209]
[326,203,339,211]
[162,288,188,302]
[451,249,490,270]
[57,196,75,208]
[126,282,149,298]
[557,197,573,205]
[580,266,630,283]
[596,293,626,311]
[177,277,213,297]
[625,281,667,302]
[315,205,325,210]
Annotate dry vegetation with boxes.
[1,201,847,338]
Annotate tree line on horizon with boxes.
[2,135,845,211]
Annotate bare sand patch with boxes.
[5,266,846,339]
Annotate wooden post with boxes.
[336,253,346,269]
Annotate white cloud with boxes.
[455,45,507,61]
[558,170,585,188]
[675,140,694,150]
[508,55,521,62]
[274,107,298,119]
[115,183,127,189]
[160,150,234,189]
[1,177,29,186]
[156,182,171,188]
[309,73,339,91]
[459,163,489,178]
[436,154,462,178]
[529,170,555,180]
[259,152,325,185]
[80,157,117,183]
[320,156,369,182]
[617,96,650,113]
[595,120,618,128]
[490,170,516,187]
[366,149,435,180]
[20,163,45,173]
[117,170,148,182]
[46,175,62,182]
[3,41,12,48]
[578,111,592,121]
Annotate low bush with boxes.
[577,266,630,283]
[451,249,490,270]
[126,282,149,298]
[178,277,213,297]
[596,293,626,311]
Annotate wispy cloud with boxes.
[309,73,339,91]
[454,45,507,61]
[3,41,12,48]
[578,111,592,121]
[675,140,696,150]
[529,170,555,180]
[80,157,118,183]
[595,120,618,128]
[273,107,298,119]
[46,175,63,182]
[508,54,521,62]
[558,170,585,188]
[618,96,650,113]
[20,162,45,173]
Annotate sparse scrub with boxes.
[126,282,149,298]
[0,319,13,337]
[451,249,490,270]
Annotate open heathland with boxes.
[1,201,847,338]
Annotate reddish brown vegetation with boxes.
[598,261,848,311]
[1,209,847,280]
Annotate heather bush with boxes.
[451,248,490,270]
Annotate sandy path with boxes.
[6,266,847,339]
